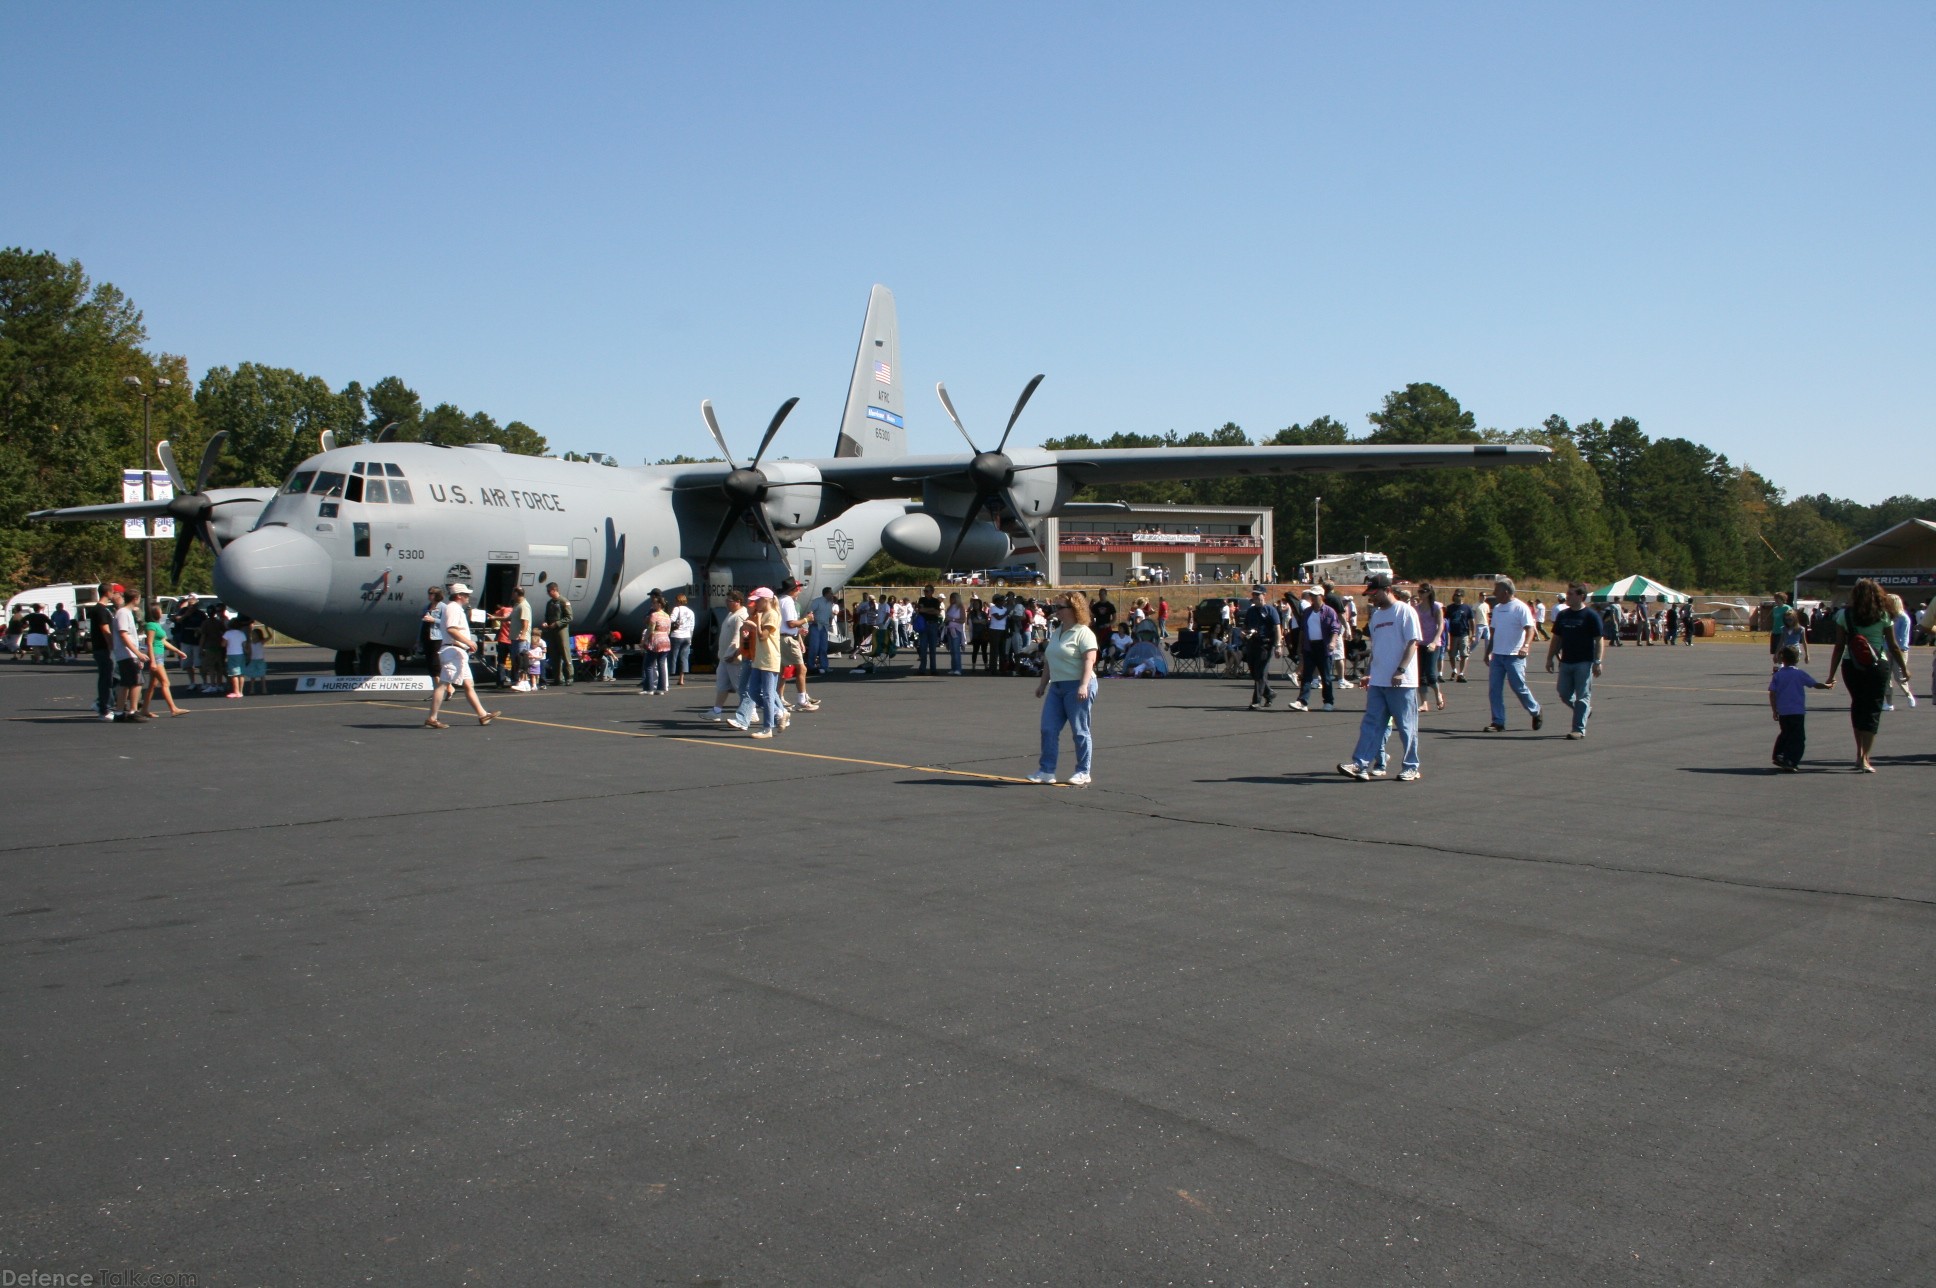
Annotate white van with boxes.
[4,582,101,623]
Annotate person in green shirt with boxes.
[1822,578,1912,773]
[139,603,189,717]
[1029,591,1100,786]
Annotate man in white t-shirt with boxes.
[110,589,145,720]
[425,583,498,729]
[1484,577,1542,732]
[776,577,818,711]
[1338,575,1423,781]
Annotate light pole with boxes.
[123,375,172,611]
[1313,495,1321,567]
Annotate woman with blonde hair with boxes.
[1029,590,1099,786]
[1822,578,1913,772]
[727,588,785,737]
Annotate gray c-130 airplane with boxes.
[32,286,1549,674]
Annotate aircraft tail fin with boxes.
[834,284,906,459]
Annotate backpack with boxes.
[1840,610,1879,669]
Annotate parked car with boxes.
[983,565,1048,586]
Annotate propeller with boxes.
[932,373,1047,566]
[676,397,800,566]
[155,432,231,585]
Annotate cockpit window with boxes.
[351,462,366,475]
[387,479,413,503]
[364,478,389,503]
[383,463,405,478]
[313,471,347,498]
[344,475,364,503]
[282,470,316,495]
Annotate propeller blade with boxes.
[748,504,783,553]
[944,504,985,569]
[700,400,739,470]
[704,508,744,567]
[995,374,1045,454]
[194,431,227,492]
[169,526,196,586]
[749,397,799,470]
[935,382,978,453]
[157,441,188,494]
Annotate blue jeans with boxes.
[1350,685,1420,773]
[641,650,668,692]
[1555,660,1595,733]
[1039,679,1095,776]
[1298,649,1334,706]
[1488,654,1540,725]
[945,625,963,673]
[670,638,691,679]
[916,618,940,671]
[806,623,828,673]
[736,667,780,728]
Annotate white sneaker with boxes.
[797,697,821,711]
[1287,700,1308,712]
[1397,768,1422,782]
[750,729,774,739]
[1068,771,1091,786]
[1367,767,1388,779]
[724,715,748,731]
[706,706,723,720]
[1026,771,1057,784]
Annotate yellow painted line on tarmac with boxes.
[367,701,1041,785]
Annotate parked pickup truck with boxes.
[982,565,1049,586]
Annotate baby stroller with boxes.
[1341,632,1371,686]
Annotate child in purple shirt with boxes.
[1768,645,1829,771]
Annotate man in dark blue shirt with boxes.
[1239,585,1282,709]
[1444,588,1475,682]
[1544,582,1607,738]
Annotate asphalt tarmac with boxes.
[3,642,1933,1285]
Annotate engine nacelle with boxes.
[881,511,1011,569]
[757,461,830,539]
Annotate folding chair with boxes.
[1169,628,1204,675]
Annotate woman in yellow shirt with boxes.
[727,588,786,738]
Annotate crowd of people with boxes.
[13,571,1928,779]
[2,584,275,721]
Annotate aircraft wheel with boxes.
[333,649,359,676]
[359,644,402,676]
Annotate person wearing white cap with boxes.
[726,587,785,736]
[425,583,499,729]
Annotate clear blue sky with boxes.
[5,2,1930,502]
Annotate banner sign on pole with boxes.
[122,469,175,540]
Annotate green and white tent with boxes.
[1589,574,1691,604]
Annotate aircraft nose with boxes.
[214,526,333,625]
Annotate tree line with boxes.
[0,249,547,593]
[3,248,1923,597]
[1044,384,1929,594]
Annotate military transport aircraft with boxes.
[32,286,1549,674]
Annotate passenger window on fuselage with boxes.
[282,470,316,495]
[364,478,388,503]
[313,471,347,498]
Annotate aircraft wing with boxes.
[800,442,1551,500]
[28,499,178,522]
